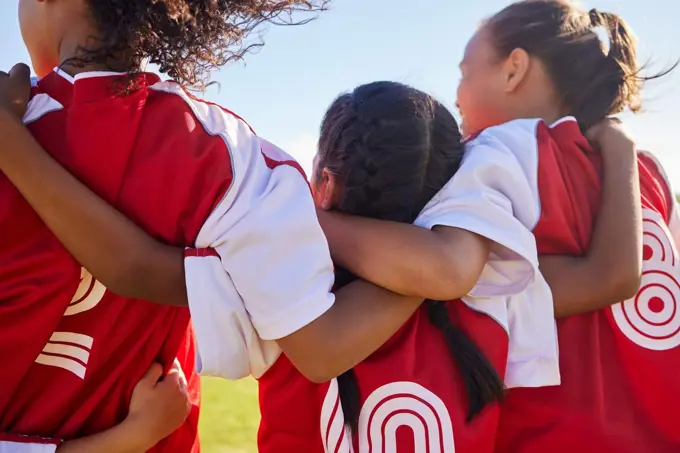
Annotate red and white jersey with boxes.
[495,117,680,453]
[256,122,561,453]
[0,68,331,451]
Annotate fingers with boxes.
[161,364,189,398]
[584,117,626,142]
[140,362,164,387]
[9,63,31,81]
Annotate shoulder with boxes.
[469,118,543,151]
[145,81,258,148]
[145,81,305,175]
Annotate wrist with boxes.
[118,417,158,453]
[0,108,22,128]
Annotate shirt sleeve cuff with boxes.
[184,249,281,379]
[0,434,61,453]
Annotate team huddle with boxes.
[0,0,677,452]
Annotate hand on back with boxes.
[121,361,192,450]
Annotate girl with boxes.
[0,0,427,450]
[0,362,191,453]
[318,1,677,451]
[0,66,636,453]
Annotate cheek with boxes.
[457,77,487,135]
[457,73,508,135]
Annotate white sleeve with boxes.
[415,119,542,298]
[415,119,560,389]
[0,434,59,453]
[183,101,335,380]
[0,445,56,453]
[0,444,56,453]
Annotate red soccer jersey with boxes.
[0,68,251,450]
[257,120,563,453]
[258,301,509,453]
[495,118,680,453]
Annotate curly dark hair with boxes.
[75,0,330,87]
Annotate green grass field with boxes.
[199,378,260,453]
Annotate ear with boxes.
[312,168,340,211]
[501,48,531,93]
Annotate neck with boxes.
[57,30,136,76]
[509,95,566,126]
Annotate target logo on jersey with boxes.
[321,380,455,453]
[612,208,680,351]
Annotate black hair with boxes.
[316,81,505,432]
[74,0,329,88]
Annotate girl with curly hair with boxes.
[0,0,448,451]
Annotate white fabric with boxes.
[151,82,335,379]
[22,94,63,126]
[415,118,560,389]
[0,442,56,453]
[639,150,680,247]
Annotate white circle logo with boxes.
[321,380,455,453]
[611,208,680,350]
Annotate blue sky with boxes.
[1,0,678,181]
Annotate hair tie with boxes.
[589,8,601,27]
[588,8,611,56]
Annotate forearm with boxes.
[317,210,481,300]
[57,422,152,453]
[0,112,186,305]
[542,135,641,318]
[277,279,422,383]
[540,255,615,318]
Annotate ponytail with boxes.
[336,300,506,433]
[486,0,677,131]
[426,301,505,421]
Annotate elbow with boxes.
[603,261,642,303]
[430,264,479,301]
[611,271,642,302]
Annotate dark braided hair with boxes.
[316,82,505,433]
[72,0,329,88]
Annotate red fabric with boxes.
[496,120,680,453]
[258,300,509,453]
[0,71,236,451]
